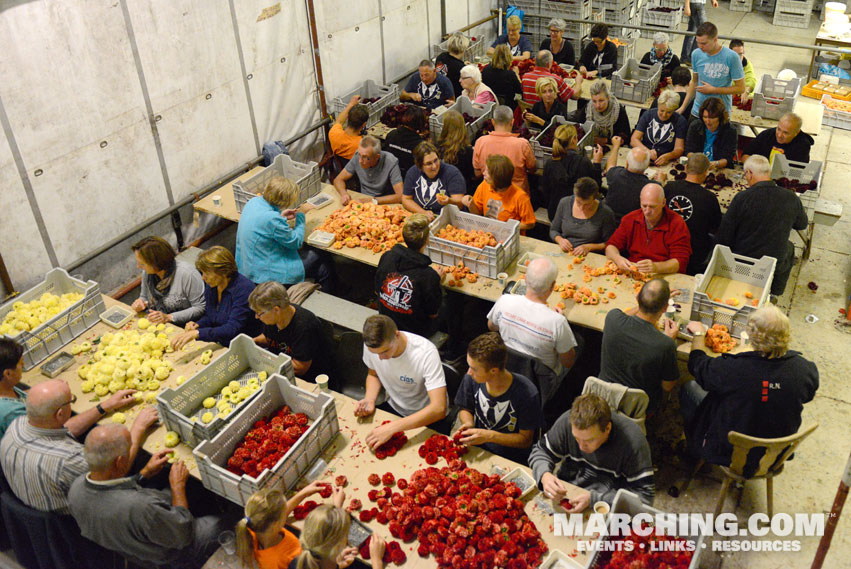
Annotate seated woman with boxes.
[435,32,469,98]
[540,18,575,66]
[487,14,532,60]
[459,65,497,106]
[631,90,687,166]
[640,32,681,79]
[170,246,259,349]
[550,177,617,256]
[685,97,737,170]
[523,77,566,131]
[578,24,618,78]
[130,236,205,325]
[568,80,631,145]
[402,141,466,219]
[436,110,476,192]
[541,123,602,221]
[481,44,523,109]
[385,105,427,176]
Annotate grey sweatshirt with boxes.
[529,412,655,506]
[139,260,206,325]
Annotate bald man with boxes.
[605,183,692,274]
[0,379,153,514]
[742,113,813,164]
[599,143,652,222]
[69,425,223,569]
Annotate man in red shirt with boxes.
[521,50,582,105]
[605,183,691,274]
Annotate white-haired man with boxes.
[742,112,813,164]
[487,257,578,404]
[598,143,652,221]
[473,105,536,192]
[521,50,581,104]
[333,136,404,206]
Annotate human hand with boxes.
[281,208,298,220]
[592,144,604,163]
[423,210,435,222]
[586,70,598,78]
[684,4,691,16]
[696,81,716,95]
[572,244,589,256]
[332,485,346,508]
[663,318,679,338]
[168,460,189,488]
[340,191,352,206]
[141,449,172,479]
[611,136,624,147]
[711,0,718,6]
[635,259,655,274]
[184,321,199,331]
[433,265,447,281]
[298,202,317,214]
[354,398,375,418]
[131,298,148,312]
[654,155,669,168]
[613,256,633,272]
[410,93,423,102]
[337,546,358,569]
[170,329,199,350]
[435,192,450,206]
[461,195,474,209]
[457,426,491,446]
[649,149,658,161]
[102,389,138,412]
[566,489,591,513]
[556,236,573,253]
[147,310,171,324]
[369,534,387,564]
[365,422,397,450]
[686,321,705,335]
[541,472,568,500]
[131,406,159,436]
[349,94,363,106]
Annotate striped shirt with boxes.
[520,67,574,105]
[0,416,87,515]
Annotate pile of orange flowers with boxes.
[550,258,651,310]
[705,324,736,353]
[434,224,498,249]
[444,262,479,287]
[317,202,411,253]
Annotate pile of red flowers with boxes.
[226,406,309,478]
[379,104,433,129]
[417,433,469,465]
[359,536,407,565]
[733,94,753,111]
[597,529,695,568]
[374,421,408,459]
[652,76,671,99]
[292,500,319,520]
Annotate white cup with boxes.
[593,501,610,516]
[584,145,593,159]
[497,272,508,286]
[316,374,330,391]
[212,194,222,206]
[218,530,236,555]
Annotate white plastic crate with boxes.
[157,335,294,448]
[772,8,811,27]
[232,154,321,213]
[329,80,400,129]
[769,154,823,218]
[690,246,776,338]
[595,0,632,10]
[539,0,593,20]
[0,268,105,370]
[428,96,495,141]
[426,205,520,278]
[582,489,704,569]
[193,375,339,506]
[640,4,683,38]
[820,94,851,131]
[612,59,662,102]
[430,35,487,61]
[752,74,800,120]
[775,0,815,12]
[530,116,595,170]
[730,0,754,11]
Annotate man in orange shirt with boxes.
[463,154,536,232]
[329,95,369,160]
[472,105,536,193]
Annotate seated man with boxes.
[599,278,679,413]
[375,214,444,338]
[472,105,537,192]
[454,332,542,463]
[663,153,722,275]
[354,315,448,447]
[69,424,224,569]
[385,105,427,177]
[717,155,807,296]
[0,338,26,438]
[529,393,654,510]
[402,141,466,219]
[681,305,818,471]
[742,112,813,164]
[329,95,369,161]
[521,50,581,105]
[250,281,334,384]
[333,136,403,206]
[606,183,692,275]
[487,257,578,404]
[600,143,653,221]
[400,59,455,110]
[0,379,153,514]
[464,154,536,233]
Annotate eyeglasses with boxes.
[255,308,275,319]
[62,394,77,407]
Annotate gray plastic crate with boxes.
[596,0,632,10]
[426,205,520,279]
[531,116,595,170]
[640,4,684,38]
[820,94,851,131]
[232,154,321,213]
[769,154,823,218]
[157,335,294,448]
[752,74,800,120]
[329,80,400,129]
[428,96,495,141]
[755,0,776,11]
[690,246,776,338]
[0,268,106,370]
[612,59,662,102]
[730,0,754,10]
[583,489,704,569]
[193,375,339,506]
[772,8,811,27]
[775,0,815,12]
[430,35,487,61]
[539,0,593,20]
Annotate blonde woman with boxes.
[487,14,532,60]
[630,90,687,166]
[523,76,566,128]
[481,44,523,109]
[436,110,475,191]
[291,504,386,569]
[436,32,470,97]
[459,65,497,106]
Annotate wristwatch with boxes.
[96,404,106,416]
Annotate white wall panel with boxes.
[319,19,384,101]
[314,0,380,35]
[427,0,444,50]
[0,1,147,163]
[234,0,312,73]
[29,119,169,266]
[383,2,430,82]
[446,0,468,32]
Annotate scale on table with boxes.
[99,305,135,328]
[306,193,334,209]
[40,351,75,378]
[348,515,372,548]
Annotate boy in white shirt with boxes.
[355,315,448,450]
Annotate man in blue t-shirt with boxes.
[454,332,542,464]
[685,22,745,119]
[402,141,466,218]
[401,60,455,110]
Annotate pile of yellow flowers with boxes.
[0,292,84,336]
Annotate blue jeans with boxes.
[681,3,707,63]
[678,380,709,428]
[299,247,338,294]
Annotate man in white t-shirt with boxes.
[487,258,578,404]
[355,315,448,450]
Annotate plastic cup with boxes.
[316,374,330,391]
[212,195,222,206]
[593,501,610,516]
[584,145,593,159]
[497,272,508,286]
[218,530,236,555]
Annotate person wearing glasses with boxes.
[540,18,575,67]
[0,379,156,514]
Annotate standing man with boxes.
[681,0,719,66]
[683,22,745,120]
[472,105,537,193]
[400,60,455,110]
[333,136,404,206]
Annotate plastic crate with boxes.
[640,5,683,38]
[232,154,321,213]
[730,0,755,11]
[430,35,487,62]
[329,80,400,130]
[530,116,595,170]
[595,0,632,10]
[0,268,106,370]
[429,96,495,141]
[802,79,851,101]
[193,375,339,506]
[540,0,593,20]
[751,74,800,120]
[612,59,662,102]
[157,335,295,448]
[772,8,811,27]
[583,489,704,569]
[775,0,815,12]
[820,94,851,130]
[690,246,776,338]
[769,154,823,218]
[426,205,520,278]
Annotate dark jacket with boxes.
[579,40,619,77]
[744,128,814,163]
[541,38,576,66]
[640,51,681,78]
[542,150,602,221]
[195,272,261,344]
[687,350,818,472]
[374,244,442,337]
[435,51,465,98]
[481,65,523,109]
[684,120,738,167]
[385,126,425,177]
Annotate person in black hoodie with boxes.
[541,123,602,221]
[681,306,818,475]
[374,214,443,338]
[578,24,619,78]
[385,105,427,178]
[435,33,469,98]
[742,112,814,164]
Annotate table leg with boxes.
[809,44,818,82]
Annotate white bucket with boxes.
[825,2,847,22]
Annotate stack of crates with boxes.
[640,2,683,38]
[756,0,777,12]
[773,0,814,28]
[730,0,754,12]
[597,0,639,40]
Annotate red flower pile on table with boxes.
[359,536,407,565]
[374,421,408,459]
[226,405,309,478]
[596,528,694,569]
[418,433,470,465]
[733,94,752,111]
[652,76,671,99]
[292,500,319,520]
